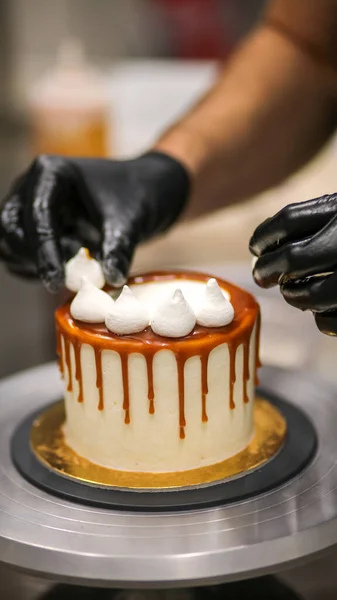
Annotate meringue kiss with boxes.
[70,277,114,323]
[196,278,234,327]
[151,289,196,338]
[105,285,150,335]
[65,247,105,292]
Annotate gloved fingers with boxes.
[0,232,39,279]
[253,212,337,288]
[0,175,31,256]
[59,236,82,262]
[0,235,89,281]
[281,272,337,312]
[0,234,76,265]
[0,194,24,251]
[252,238,311,288]
[0,237,19,262]
[74,217,101,254]
[59,233,99,262]
[101,220,136,287]
[6,261,39,280]
[0,161,88,275]
[249,193,337,257]
[0,250,38,278]
[0,232,37,273]
[23,156,69,293]
[314,310,337,336]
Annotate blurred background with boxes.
[2,3,337,599]
[2,0,337,385]
[0,0,268,380]
[1,0,337,386]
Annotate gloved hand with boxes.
[249,192,337,335]
[0,152,190,291]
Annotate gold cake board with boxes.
[30,397,286,490]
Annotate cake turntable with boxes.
[0,361,337,589]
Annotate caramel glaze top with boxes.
[56,271,261,439]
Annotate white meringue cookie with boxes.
[105,286,150,335]
[196,278,234,327]
[151,289,196,338]
[65,247,105,292]
[70,277,114,323]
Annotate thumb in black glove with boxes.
[249,193,337,335]
[0,151,190,291]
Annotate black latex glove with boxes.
[249,192,337,335]
[0,152,190,291]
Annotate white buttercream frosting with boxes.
[151,289,196,338]
[105,286,150,335]
[65,247,105,292]
[195,278,234,327]
[70,277,114,323]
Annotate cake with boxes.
[55,249,261,474]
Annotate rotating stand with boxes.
[0,363,337,589]
[11,395,315,512]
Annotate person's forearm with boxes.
[155,23,337,218]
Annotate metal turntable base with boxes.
[1,363,337,589]
[11,395,315,512]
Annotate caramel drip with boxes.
[120,353,130,424]
[255,311,262,385]
[94,348,104,411]
[64,337,72,392]
[74,340,84,403]
[146,354,155,415]
[56,327,64,378]
[200,354,209,422]
[243,340,250,404]
[56,270,261,438]
[177,355,187,439]
[228,342,237,410]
